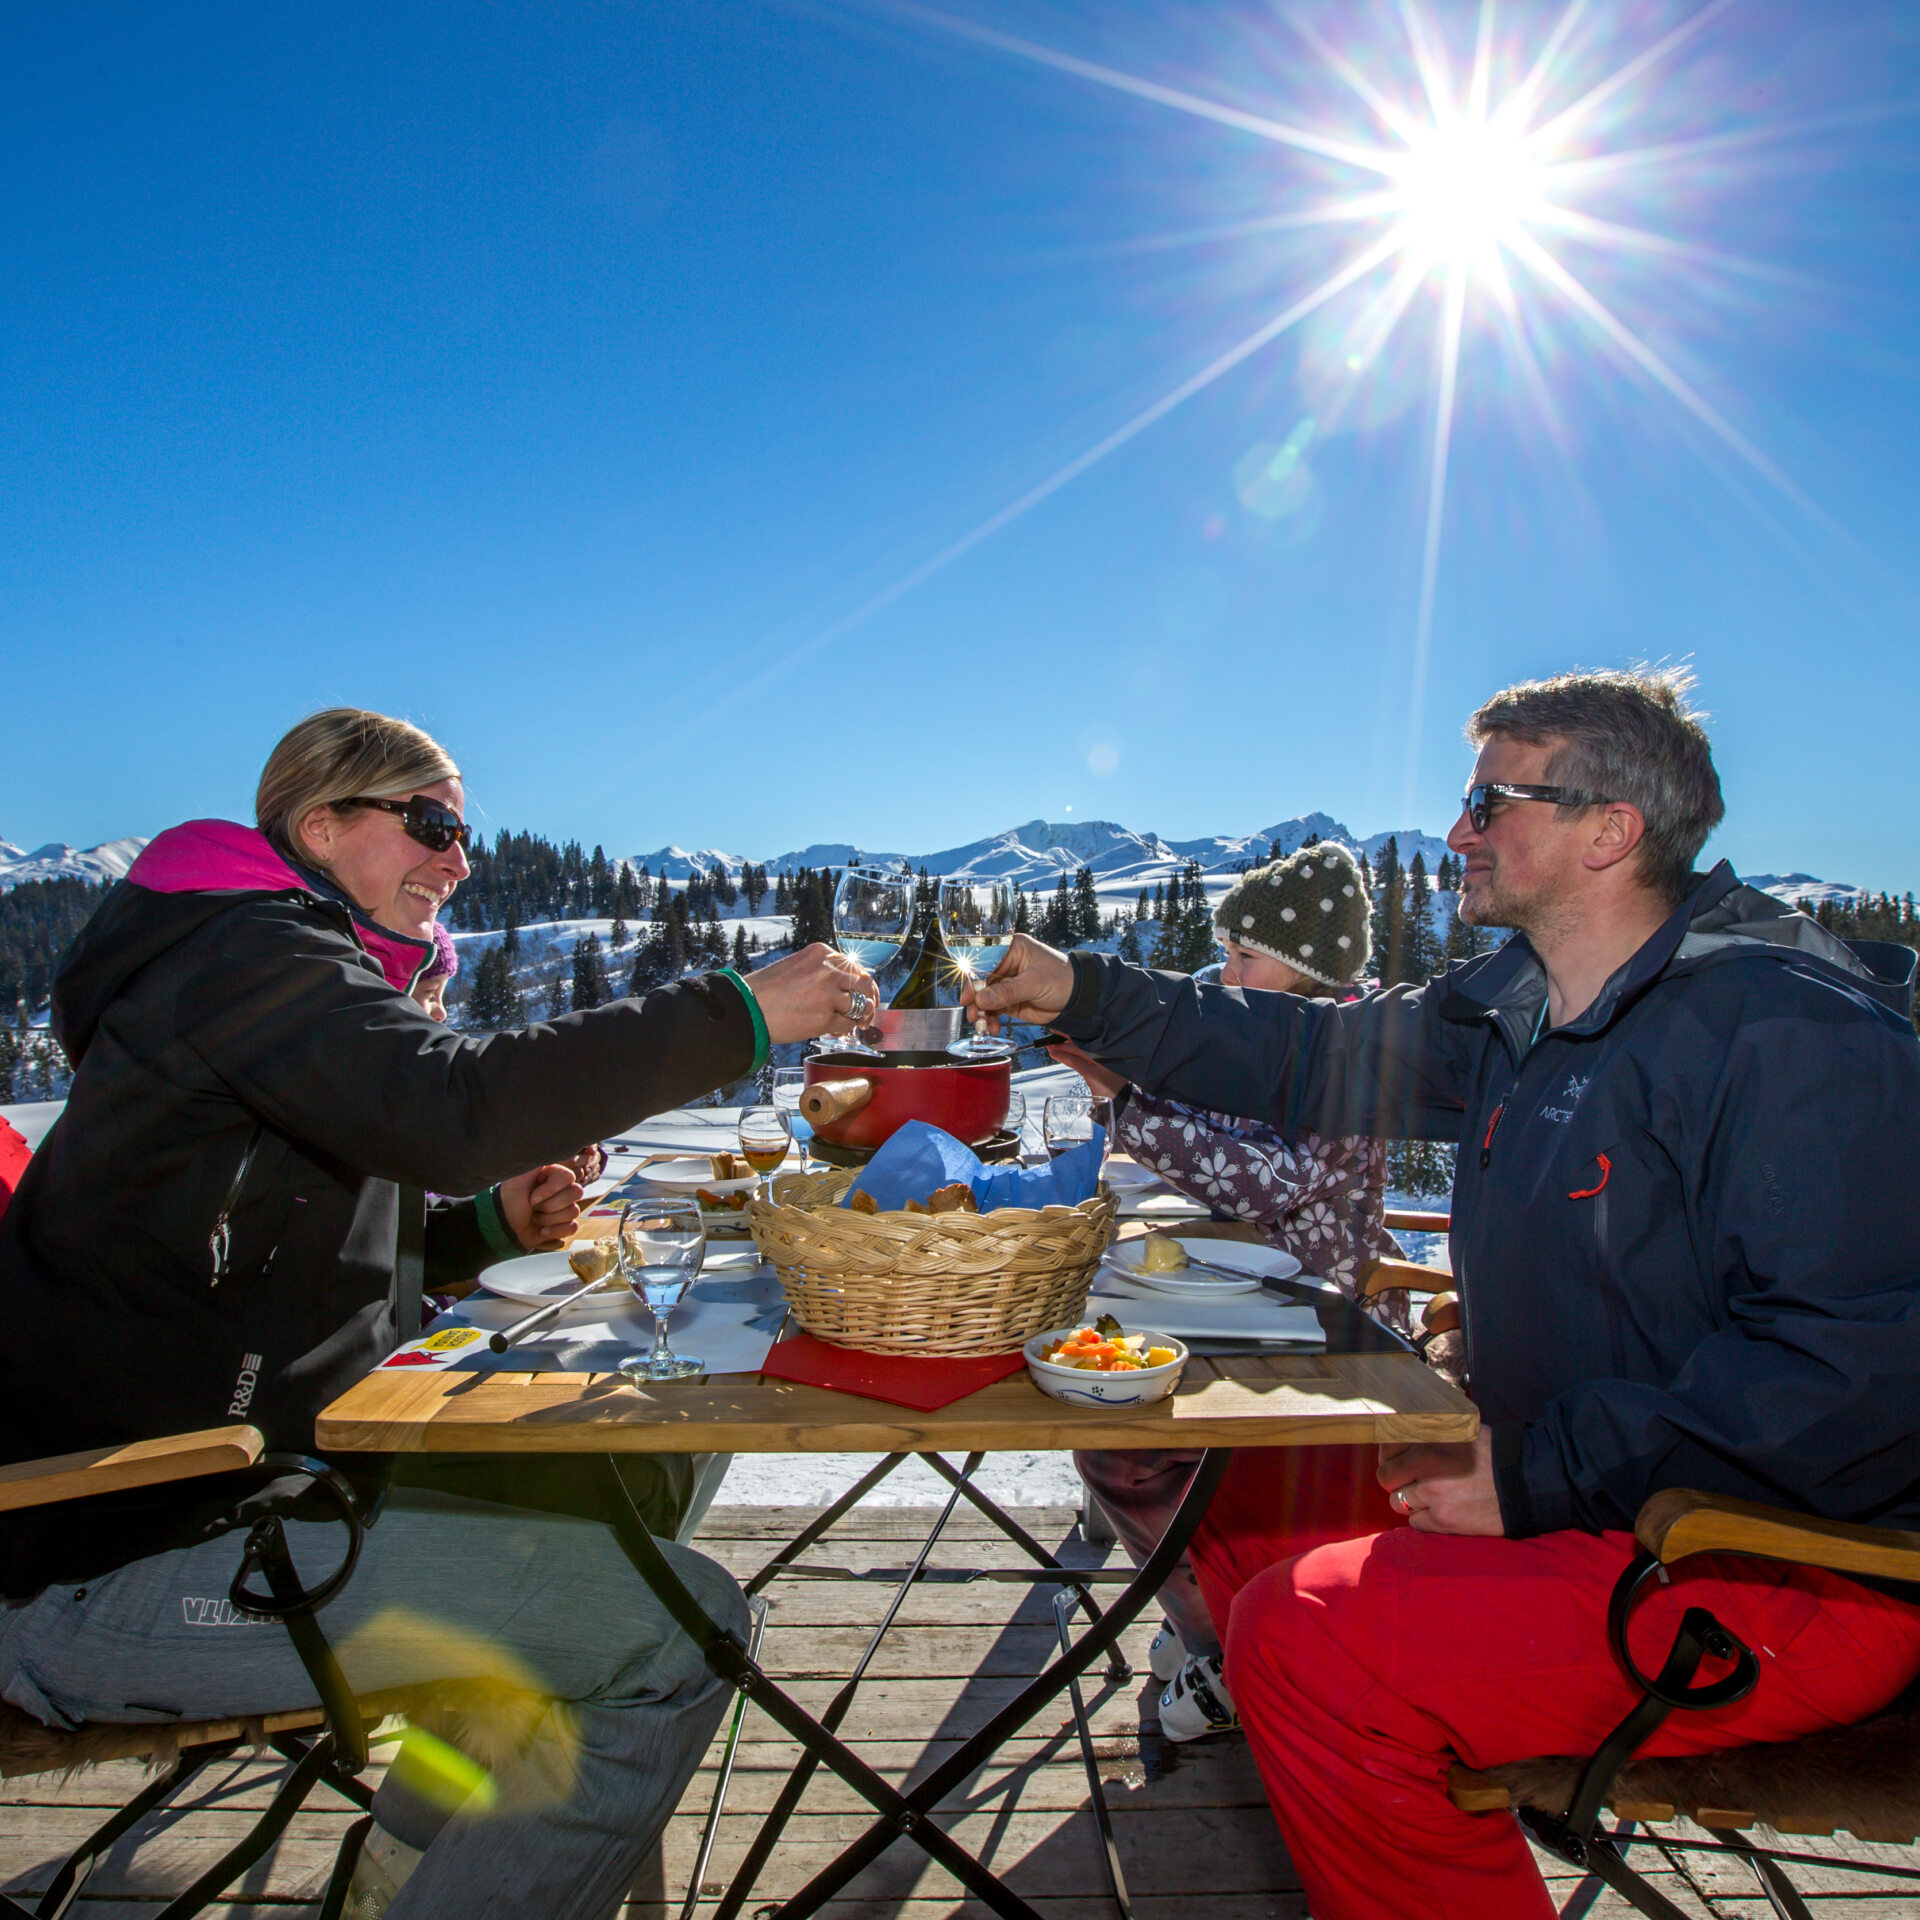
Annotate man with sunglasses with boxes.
[965,666,1920,1920]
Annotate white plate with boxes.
[1099,1160,1163,1193]
[474,1248,630,1310]
[1103,1236,1301,1295]
[629,1157,762,1195]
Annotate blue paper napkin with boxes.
[844,1119,1106,1212]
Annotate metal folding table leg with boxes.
[1054,1587,1133,1920]
[916,1451,1130,1677]
[600,1448,1231,1920]
[710,1454,989,1920]
[677,1594,771,1920]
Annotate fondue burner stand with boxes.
[806,1127,1023,1170]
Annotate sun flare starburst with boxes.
[728,1,1811,784]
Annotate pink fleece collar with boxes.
[127,819,434,994]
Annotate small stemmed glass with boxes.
[738,1105,793,1202]
[616,1197,706,1382]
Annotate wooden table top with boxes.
[316,1350,1477,1457]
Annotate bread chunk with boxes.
[1139,1233,1191,1274]
[927,1183,980,1214]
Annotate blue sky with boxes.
[5,1,1918,890]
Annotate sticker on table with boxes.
[379,1326,485,1368]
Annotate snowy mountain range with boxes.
[0,837,147,889]
[1,822,1874,910]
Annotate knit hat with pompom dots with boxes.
[1212,841,1371,987]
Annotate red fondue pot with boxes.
[799,1050,1011,1153]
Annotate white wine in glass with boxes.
[940,879,1017,1057]
[738,1106,793,1201]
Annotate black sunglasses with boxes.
[346,795,472,853]
[1461,783,1613,834]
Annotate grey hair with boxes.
[1467,665,1725,904]
[256,708,460,855]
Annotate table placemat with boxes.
[759,1332,1029,1410]
[380,1263,785,1375]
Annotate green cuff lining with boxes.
[475,1185,524,1260]
[719,968,772,1075]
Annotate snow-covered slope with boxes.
[0,837,147,890]
[1742,873,1869,908]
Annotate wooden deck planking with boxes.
[4,1508,1918,1917]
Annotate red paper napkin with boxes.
[759,1332,1028,1411]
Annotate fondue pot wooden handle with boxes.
[800,1076,875,1126]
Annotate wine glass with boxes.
[738,1105,793,1201]
[831,867,915,1055]
[771,1065,810,1167]
[940,878,1018,1057]
[1043,1090,1096,1161]
[616,1197,706,1382]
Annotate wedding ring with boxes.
[1393,1487,1414,1513]
[848,990,873,1021]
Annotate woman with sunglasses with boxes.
[0,707,878,1920]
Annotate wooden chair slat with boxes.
[1637,1487,1920,1585]
[1360,1257,1449,1298]
[0,1425,264,1513]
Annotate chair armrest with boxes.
[1361,1257,1452,1297]
[1419,1292,1460,1338]
[1383,1209,1450,1235]
[1636,1487,1920,1586]
[0,1426,265,1514]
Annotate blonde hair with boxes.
[256,709,461,854]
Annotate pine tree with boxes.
[545,969,569,1019]
[571,933,611,1010]
[731,925,750,969]
[1372,838,1405,985]
[1119,918,1143,963]
[703,914,727,965]
[1401,854,1441,982]
[1013,885,1032,934]
[609,913,628,951]
[1152,881,1167,924]
[1072,865,1101,943]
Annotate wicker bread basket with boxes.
[747,1168,1118,1357]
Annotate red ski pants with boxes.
[1185,1445,1920,1920]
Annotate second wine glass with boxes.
[939,878,1017,1057]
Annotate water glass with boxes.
[1043,1091,1096,1161]
[616,1197,706,1382]
[1004,1089,1029,1163]
[771,1066,809,1164]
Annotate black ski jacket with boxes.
[1053,863,1920,1541]
[0,851,766,1593]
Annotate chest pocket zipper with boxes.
[208,1126,263,1287]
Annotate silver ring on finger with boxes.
[848,989,873,1021]
[1393,1486,1414,1514]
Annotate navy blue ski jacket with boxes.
[1054,862,1920,1540]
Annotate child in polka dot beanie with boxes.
[1211,841,1371,987]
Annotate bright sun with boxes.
[1393,116,1543,266]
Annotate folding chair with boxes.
[0,1425,383,1920]
[1449,1488,1920,1918]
